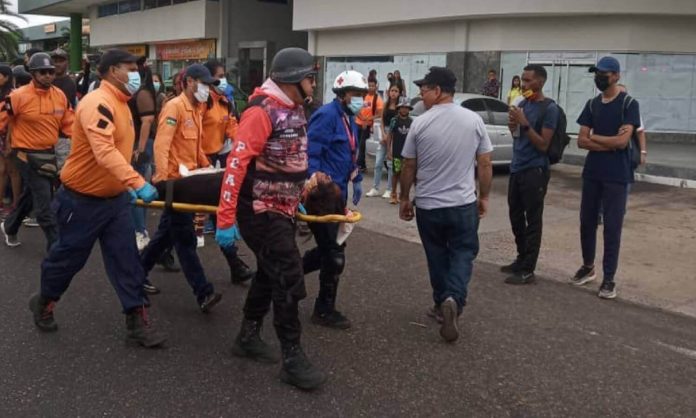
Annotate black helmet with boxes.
[12,66,31,86]
[269,47,316,84]
[28,52,55,72]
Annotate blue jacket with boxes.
[307,99,363,203]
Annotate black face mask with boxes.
[594,74,611,92]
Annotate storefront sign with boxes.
[44,24,56,34]
[122,45,147,57]
[156,39,216,61]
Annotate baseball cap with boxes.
[413,66,457,91]
[97,49,137,75]
[397,96,413,109]
[589,56,620,73]
[185,64,219,86]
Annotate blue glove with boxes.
[352,181,362,206]
[297,203,307,215]
[216,224,242,248]
[128,189,138,204]
[135,183,159,203]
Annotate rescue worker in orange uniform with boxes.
[0,52,74,250]
[201,59,255,284]
[140,64,223,313]
[29,50,166,348]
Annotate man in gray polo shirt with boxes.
[399,67,493,343]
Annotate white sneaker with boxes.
[1,221,20,247]
[382,190,392,199]
[135,231,150,251]
[365,188,381,197]
[197,235,205,248]
[23,217,39,227]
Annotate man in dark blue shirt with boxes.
[504,64,558,285]
[571,56,641,299]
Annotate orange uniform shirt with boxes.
[201,89,238,156]
[0,82,74,150]
[153,93,210,183]
[61,81,145,197]
[355,93,383,127]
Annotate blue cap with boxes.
[589,56,620,73]
[185,64,219,86]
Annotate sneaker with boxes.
[504,271,536,285]
[28,294,58,332]
[1,221,20,247]
[311,310,352,330]
[135,231,150,252]
[196,235,205,248]
[426,305,443,324]
[365,188,381,197]
[500,260,522,274]
[571,265,596,286]
[199,292,222,313]
[598,281,617,299]
[381,190,392,199]
[143,281,160,295]
[23,217,39,227]
[440,297,459,343]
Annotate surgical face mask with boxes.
[594,74,611,92]
[194,82,210,103]
[153,81,161,92]
[347,96,364,114]
[217,77,228,91]
[125,71,141,95]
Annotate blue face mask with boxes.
[217,77,228,91]
[348,96,364,114]
[153,81,161,92]
[125,71,141,95]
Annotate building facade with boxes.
[20,0,307,93]
[295,0,696,136]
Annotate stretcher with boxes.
[135,199,363,224]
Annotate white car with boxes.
[367,93,513,166]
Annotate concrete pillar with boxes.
[69,13,82,73]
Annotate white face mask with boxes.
[193,82,210,103]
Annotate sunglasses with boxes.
[38,69,55,76]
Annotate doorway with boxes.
[534,61,596,133]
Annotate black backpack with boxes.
[531,98,570,165]
[588,94,641,170]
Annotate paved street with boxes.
[2,179,696,416]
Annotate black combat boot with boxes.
[280,342,327,390]
[28,293,58,332]
[227,254,255,284]
[231,319,279,363]
[157,249,180,272]
[125,307,167,348]
[311,275,351,329]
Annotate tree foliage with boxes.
[0,0,26,60]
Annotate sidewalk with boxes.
[356,163,696,318]
[563,139,696,182]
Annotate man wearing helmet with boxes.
[0,52,74,250]
[301,70,367,330]
[215,47,326,390]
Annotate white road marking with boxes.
[654,341,696,360]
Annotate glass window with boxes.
[119,0,142,13]
[483,98,509,126]
[98,3,119,17]
[462,99,490,124]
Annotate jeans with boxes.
[580,179,628,283]
[41,188,149,312]
[131,138,153,234]
[372,143,392,192]
[416,203,480,310]
[238,197,306,345]
[140,209,214,303]
[4,155,57,250]
[507,167,550,272]
[357,126,371,170]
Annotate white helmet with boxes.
[332,70,368,94]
